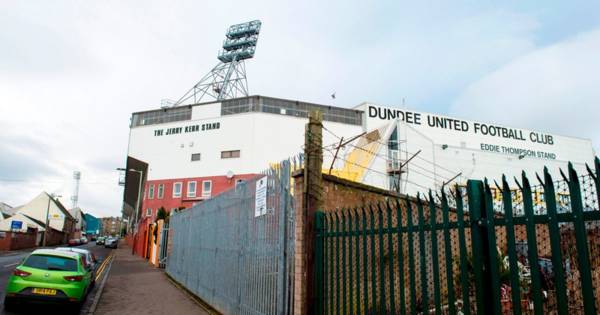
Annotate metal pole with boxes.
[132,170,143,255]
[43,194,51,247]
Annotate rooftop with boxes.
[131,95,363,128]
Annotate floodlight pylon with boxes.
[173,20,261,106]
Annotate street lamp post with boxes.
[117,168,144,255]
[43,193,61,247]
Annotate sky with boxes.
[1,1,599,217]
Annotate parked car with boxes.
[55,247,97,284]
[96,236,106,245]
[68,238,81,246]
[3,249,94,311]
[104,237,118,249]
[80,237,88,244]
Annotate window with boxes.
[148,184,155,199]
[23,255,78,271]
[191,153,201,162]
[173,182,182,198]
[221,150,241,159]
[157,184,164,199]
[220,96,363,125]
[131,106,192,127]
[202,180,212,198]
[187,181,197,198]
[146,208,152,216]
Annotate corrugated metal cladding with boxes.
[166,159,295,315]
[131,106,192,127]
[221,96,363,125]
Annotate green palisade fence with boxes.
[314,158,600,315]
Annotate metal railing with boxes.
[158,221,169,268]
[166,159,295,315]
[314,157,600,315]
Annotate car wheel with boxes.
[68,301,83,315]
[4,296,16,312]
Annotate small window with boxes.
[187,181,197,198]
[202,180,212,198]
[191,153,201,162]
[146,208,152,216]
[157,184,164,199]
[173,182,182,198]
[148,184,155,199]
[221,150,241,159]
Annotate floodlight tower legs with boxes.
[173,59,249,106]
[172,20,260,106]
[218,56,238,100]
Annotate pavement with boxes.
[0,241,113,315]
[94,243,211,315]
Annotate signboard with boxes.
[254,176,268,217]
[153,122,220,137]
[10,220,23,230]
[362,104,595,163]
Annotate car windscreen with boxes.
[23,254,78,272]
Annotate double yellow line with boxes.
[94,252,115,282]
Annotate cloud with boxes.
[0,133,57,180]
[451,29,600,153]
[0,0,598,216]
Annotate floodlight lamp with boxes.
[218,20,261,63]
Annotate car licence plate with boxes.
[32,288,57,295]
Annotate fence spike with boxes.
[483,178,490,190]
[585,163,596,180]
[501,174,522,315]
[514,176,523,190]
[367,204,378,312]
[565,161,597,313]
[494,180,503,194]
[542,165,569,315]
[535,171,544,186]
[567,162,581,184]
[559,168,569,183]
[594,157,600,209]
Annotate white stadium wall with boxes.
[128,101,363,181]
[355,102,596,195]
[127,97,596,197]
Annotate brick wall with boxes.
[0,230,38,251]
[292,170,577,314]
[293,171,404,315]
[45,229,66,246]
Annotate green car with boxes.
[4,249,93,311]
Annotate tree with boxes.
[156,207,168,223]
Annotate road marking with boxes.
[95,254,111,280]
[95,252,115,281]
[3,262,19,268]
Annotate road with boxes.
[0,242,114,314]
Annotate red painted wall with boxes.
[139,174,257,221]
[131,173,258,258]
